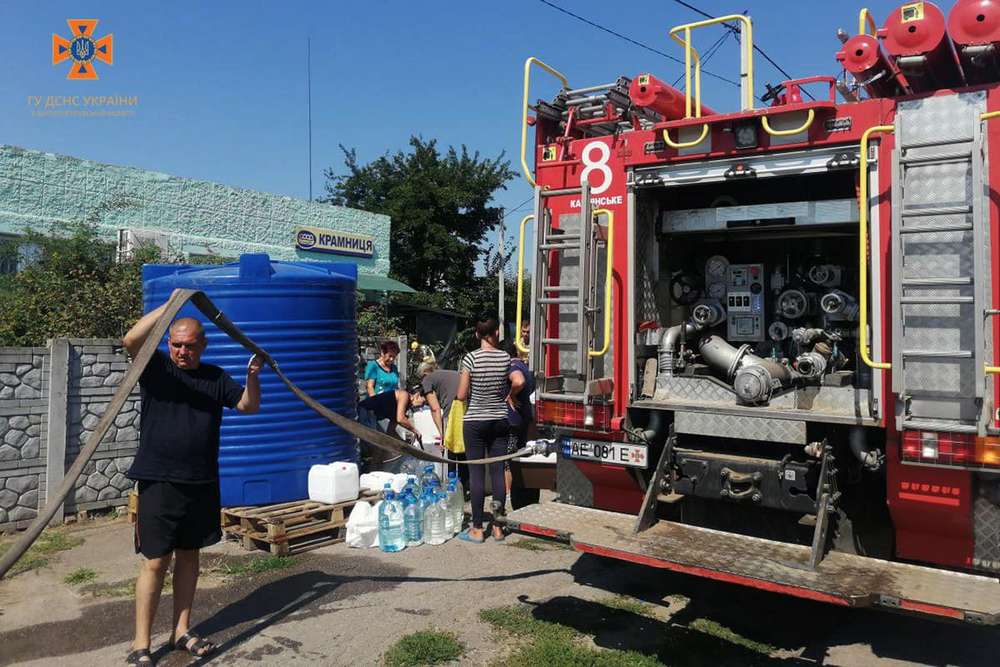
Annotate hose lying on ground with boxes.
[0,288,541,579]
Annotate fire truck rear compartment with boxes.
[633,168,874,424]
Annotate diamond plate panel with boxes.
[897,92,984,146]
[507,502,1000,620]
[903,161,970,208]
[556,454,593,508]
[674,410,806,444]
[974,480,1000,574]
[653,376,873,419]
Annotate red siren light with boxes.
[948,0,1000,84]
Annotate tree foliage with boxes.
[0,222,162,346]
[324,136,516,295]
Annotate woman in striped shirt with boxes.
[456,314,524,542]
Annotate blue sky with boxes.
[2,0,913,239]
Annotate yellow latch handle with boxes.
[514,214,535,355]
[859,125,894,371]
[982,111,1000,121]
[761,109,815,137]
[662,124,710,149]
[589,209,614,358]
[521,57,569,188]
[858,8,877,37]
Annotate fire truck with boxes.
[506,1,1000,623]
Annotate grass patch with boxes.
[504,537,570,552]
[481,605,660,667]
[82,577,137,598]
[63,567,98,585]
[689,618,777,655]
[599,595,656,618]
[210,555,295,577]
[383,630,464,666]
[0,529,84,576]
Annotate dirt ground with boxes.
[2,501,999,667]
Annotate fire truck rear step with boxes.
[504,503,1000,624]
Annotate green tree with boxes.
[323,136,516,296]
[0,222,162,346]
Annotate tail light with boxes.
[536,399,611,431]
[902,431,1000,468]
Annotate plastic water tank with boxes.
[142,253,358,506]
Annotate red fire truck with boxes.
[507,1,1000,623]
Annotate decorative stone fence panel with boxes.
[0,339,139,531]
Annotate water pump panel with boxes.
[726,263,765,341]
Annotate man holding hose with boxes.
[123,301,262,666]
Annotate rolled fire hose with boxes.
[0,288,540,579]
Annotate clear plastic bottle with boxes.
[420,465,441,490]
[447,480,463,534]
[378,488,406,553]
[402,490,423,547]
[442,487,455,535]
[448,470,464,502]
[424,492,448,545]
[404,475,418,497]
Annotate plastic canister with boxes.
[308,462,360,504]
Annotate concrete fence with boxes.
[0,339,139,531]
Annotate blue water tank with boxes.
[142,253,358,506]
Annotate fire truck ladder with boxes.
[889,93,991,435]
[519,180,614,407]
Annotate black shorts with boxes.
[134,480,222,558]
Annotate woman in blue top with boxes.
[365,340,400,397]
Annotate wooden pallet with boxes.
[220,491,378,556]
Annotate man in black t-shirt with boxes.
[123,298,261,666]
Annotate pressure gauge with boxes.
[707,282,726,299]
[705,255,729,283]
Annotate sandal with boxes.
[170,631,217,659]
[458,529,486,544]
[126,648,153,666]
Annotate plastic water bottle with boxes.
[378,489,406,553]
[403,475,418,496]
[420,465,441,490]
[447,480,463,534]
[442,487,455,535]
[448,470,464,502]
[424,493,448,545]
[402,491,423,547]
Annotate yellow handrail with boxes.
[669,14,754,114]
[590,208,615,358]
[761,108,816,137]
[668,28,705,118]
[858,8,877,37]
[859,125,894,370]
[662,123,710,149]
[521,57,569,188]
[982,111,1000,121]
[514,214,535,355]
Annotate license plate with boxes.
[561,438,648,468]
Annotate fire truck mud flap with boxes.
[503,503,1000,624]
